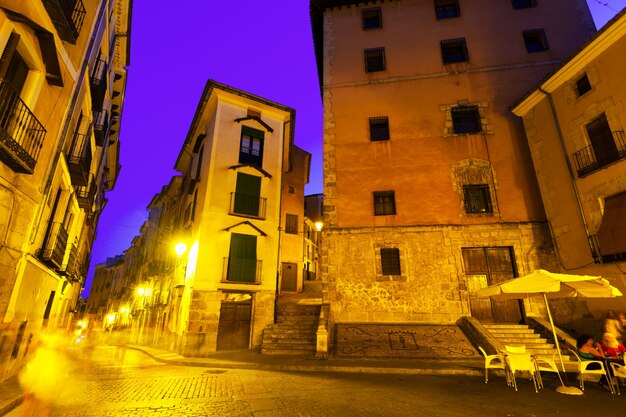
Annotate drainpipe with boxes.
[537,87,599,263]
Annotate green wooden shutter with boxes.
[234,173,261,216]
[0,32,20,79]
[228,233,257,282]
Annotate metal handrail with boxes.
[41,222,69,269]
[572,130,626,177]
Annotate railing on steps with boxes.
[316,303,330,359]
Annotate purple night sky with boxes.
[83,0,626,297]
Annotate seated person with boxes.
[577,334,611,391]
[599,332,626,361]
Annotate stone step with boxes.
[262,338,317,346]
[493,331,540,337]
[483,324,529,329]
[260,347,317,355]
[498,338,549,345]
[263,331,317,340]
[268,322,318,329]
[276,316,318,324]
[276,304,321,316]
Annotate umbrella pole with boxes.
[542,293,583,395]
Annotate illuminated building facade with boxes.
[0,0,131,381]
[310,0,597,332]
[512,10,626,319]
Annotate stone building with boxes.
[0,0,131,382]
[512,9,626,319]
[309,0,597,340]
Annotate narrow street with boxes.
[5,346,626,416]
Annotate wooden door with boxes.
[216,296,252,350]
[463,247,522,323]
[280,262,298,292]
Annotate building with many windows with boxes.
[310,0,596,340]
[0,0,131,381]
[512,9,626,317]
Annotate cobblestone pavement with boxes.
[7,346,626,416]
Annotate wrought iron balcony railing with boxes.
[75,176,96,209]
[0,79,46,174]
[573,131,626,177]
[65,127,92,186]
[64,244,80,281]
[90,58,108,110]
[92,110,110,146]
[41,222,69,270]
[229,192,267,219]
[43,0,86,44]
[222,257,262,283]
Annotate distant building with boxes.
[0,0,131,381]
[310,0,596,331]
[512,9,626,319]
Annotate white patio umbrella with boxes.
[477,269,622,395]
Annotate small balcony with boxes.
[43,0,86,44]
[92,110,109,146]
[75,177,96,209]
[41,222,69,270]
[90,58,108,111]
[0,79,46,174]
[65,128,92,186]
[229,192,267,219]
[222,257,262,283]
[573,131,626,177]
[64,244,80,281]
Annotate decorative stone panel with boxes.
[451,159,499,218]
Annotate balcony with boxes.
[92,110,109,146]
[222,257,262,284]
[64,244,80,281]
[43,0,86,44]
[0,79,46,174]
[41,222,69,270]
[229,192,267,219]
[573,131,626,177]
[65,128,92,186]
[90,58,108,111]
[75,177,96,209]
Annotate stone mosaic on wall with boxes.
[335,323,477,359]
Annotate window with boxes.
[285,214,298,234]
[380,248,401,275]
[523,29,549,53]
[435,0,460,19]
[369,117,390,141]
[441,38,468,64]
[227,233,257,282]
[463,185,493,214]
[576,74,592,97]
[451,105,482,134]
[362,7,382,30]
[585,114,621,168]
[373,190,396,215]
[512,0,537,9]
[233,173,261,217]
[239,126,264,166]
[364,48,386,73]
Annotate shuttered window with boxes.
[233,173,261,217]
[285,214,298,234]
[381,248,401,275]
[227,233,257,282]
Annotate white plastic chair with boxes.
[533,351,565,389]
[477,346,506,384]
[568,349,614,394]
[608,361,626,395]
[505,345,540,393]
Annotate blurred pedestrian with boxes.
[604,310,623,341]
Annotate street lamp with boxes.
[174,242,188,257]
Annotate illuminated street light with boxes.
[174,242,188,257]
[314,221,324,232]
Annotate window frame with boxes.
[440,38,469,64]
[285,214,299,234]
[523,29,549,53]
[451,105,482,134]
[512,0,537,9]
[373,190,396,216]
[434,0,461,20]
[361,7,383,30]
[239,125,264,166]
[369,116,390,141]
[575,74,592,97]
[463,184,493,214]
[364,47,386,73]
[380,248,401,276]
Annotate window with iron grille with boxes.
[576,74,591,97]
[463,184,493,214]
[364,48,386,72]
[435,0,460,19]
[441,38,468,64]
[373,190,396,215]
[285,214,298,234]
[512,0,537,9]
[369,116,390,141]
[523,29,549,53]
[380,248,401,275]
[451,105,482,134]
[362,7,382,30]
[239,126,264,166]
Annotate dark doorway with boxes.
[463,247,522,323]
[216,294,252,350]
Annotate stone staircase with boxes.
[261,304,320,356]
[483,323,580,372]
